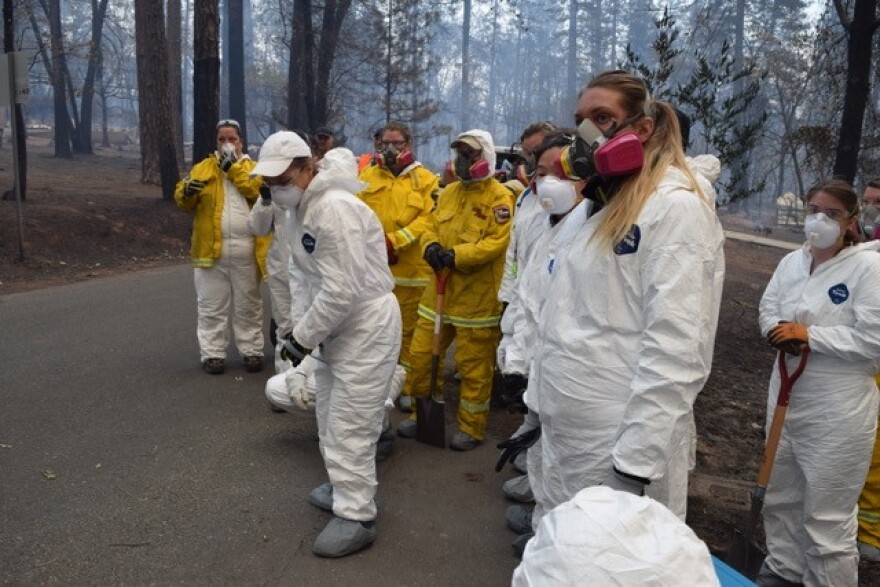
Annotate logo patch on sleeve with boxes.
[301,233,316,254]
[828,283,849,304]
[613,225,641,255]
[493,205,511,224]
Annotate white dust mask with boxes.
[216,143,235,158]
[271,184,304,210]
[535,176,578,215]
[804,212,841,249]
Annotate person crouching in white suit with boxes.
[251,133,402,558]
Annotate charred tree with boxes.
[193,0,220,162]
[832,0,880,183]
[167,0,185,167]
[47,0,71,158]
[227,0,247,149]
[134,0,179,199]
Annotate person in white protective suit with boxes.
[248,188,293,374]
[495,121,558,502]
[251,133,402,558]
[757,178,880,587]
[495,129,592,555]
[525,70,724,535]
[512,486,720,586]
[264,353,404,461]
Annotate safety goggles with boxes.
[805,204,853,222]
[216,119,241,130]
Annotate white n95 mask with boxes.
[535,176,578,215]
[271,184,304,210]
[804,212,841,249]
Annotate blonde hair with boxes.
[586,71,710,249]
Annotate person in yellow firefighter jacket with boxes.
[174,119,271,375]
[396,129,513,451]
[858,377,880,562]
[358,122,439,410]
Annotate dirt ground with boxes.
[1,143,878,584]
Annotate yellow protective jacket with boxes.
[358,163,439,288]
[174,155,271,279]
[418,177,513,327]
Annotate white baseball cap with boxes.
[251,131,312,178]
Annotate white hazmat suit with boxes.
[528,161,724,521]
[497,186,547,371]
[512,199,592,527]
[279,148,401,522]
[758,239,880,586]
[249,199,293,373]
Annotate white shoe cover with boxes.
[503,474,535,503]
[312,517,377,558]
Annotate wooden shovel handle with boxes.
[757,348,810,488]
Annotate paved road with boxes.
[0,264,519,585]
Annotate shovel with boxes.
[726,347,810,579]
[416,271,450,448]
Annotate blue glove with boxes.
[602,467,650,496]
[280,335,312,367]
[424,242,445,272]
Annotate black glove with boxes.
[424,242,445,272]
[219,150,237,173]
[495,426,541,472]
[280,335,313,367]
[385,236,398,265]
[602,467,650,496]
[498,373,529,414]
[441,248,456,269]
[183,178,206,198]
[259,184,272,204]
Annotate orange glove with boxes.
[767,322,809,352]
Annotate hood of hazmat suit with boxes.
[512,486,720,587]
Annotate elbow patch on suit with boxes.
[302,233,316,254]
[493,205,511,225]
[613,225,641,255]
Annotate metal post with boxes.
[7,51,24,260]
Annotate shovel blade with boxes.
[725,528,764,580]
[415,396,445,448]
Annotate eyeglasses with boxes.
[216,119,241,130]
[805,204,851,222]
[380,140,407,149]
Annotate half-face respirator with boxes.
[558,117,645,180]
[375,147,414,170]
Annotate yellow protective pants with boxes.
[402,317,499,440]
[858,413,880,549]
[393,284,425,377]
